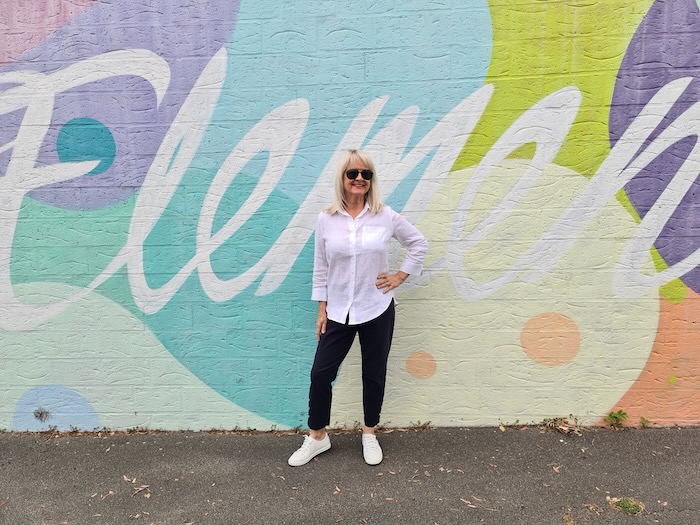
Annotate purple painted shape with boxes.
[610,0,700,292]
[0,0,240,210]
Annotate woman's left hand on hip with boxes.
[376,272,407,293]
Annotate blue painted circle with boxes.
[12,385,101,431]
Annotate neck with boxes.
[345,196,365,217]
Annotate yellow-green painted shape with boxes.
[455,1,654,177]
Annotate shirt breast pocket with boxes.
[362,226,387,251]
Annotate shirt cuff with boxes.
[311,287,328,301]
[400,261,423,276]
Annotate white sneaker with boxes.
[288,434,331,466]
[362,433,383,465]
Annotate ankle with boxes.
[310,429,327,440]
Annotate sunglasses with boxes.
[345,169,374,180]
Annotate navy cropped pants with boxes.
[308,300,395,430]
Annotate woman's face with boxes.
[343,158,371,201]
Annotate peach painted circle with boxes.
[520,312,581,366]
[405,351,437,379]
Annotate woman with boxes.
[288,149,428,467]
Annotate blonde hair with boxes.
[325,149,384,214]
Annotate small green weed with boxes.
[608,496,644,515]
[604,410,628,429]
[640,416,652,428]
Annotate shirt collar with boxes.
[339,202,370,218]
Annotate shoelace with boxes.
[363,436,380,451]
[299,436,314,451]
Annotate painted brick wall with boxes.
[1,0,698,431]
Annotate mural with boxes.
[1,0,699,431]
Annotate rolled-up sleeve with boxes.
[311,212,328,301]
[391,209,428,276]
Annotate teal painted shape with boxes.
[11,194,134,291]
[10,193,144,328]
[140,0,493,427]
[142,177,314,428]
[56,118,116,176]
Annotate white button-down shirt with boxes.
[312,204,428,325]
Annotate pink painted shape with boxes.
[608,289,700,427]
[0,0,97,65]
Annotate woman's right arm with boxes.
[311,213,329,340]
[316,301,327,341]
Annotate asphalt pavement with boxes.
[1,426,699,524]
